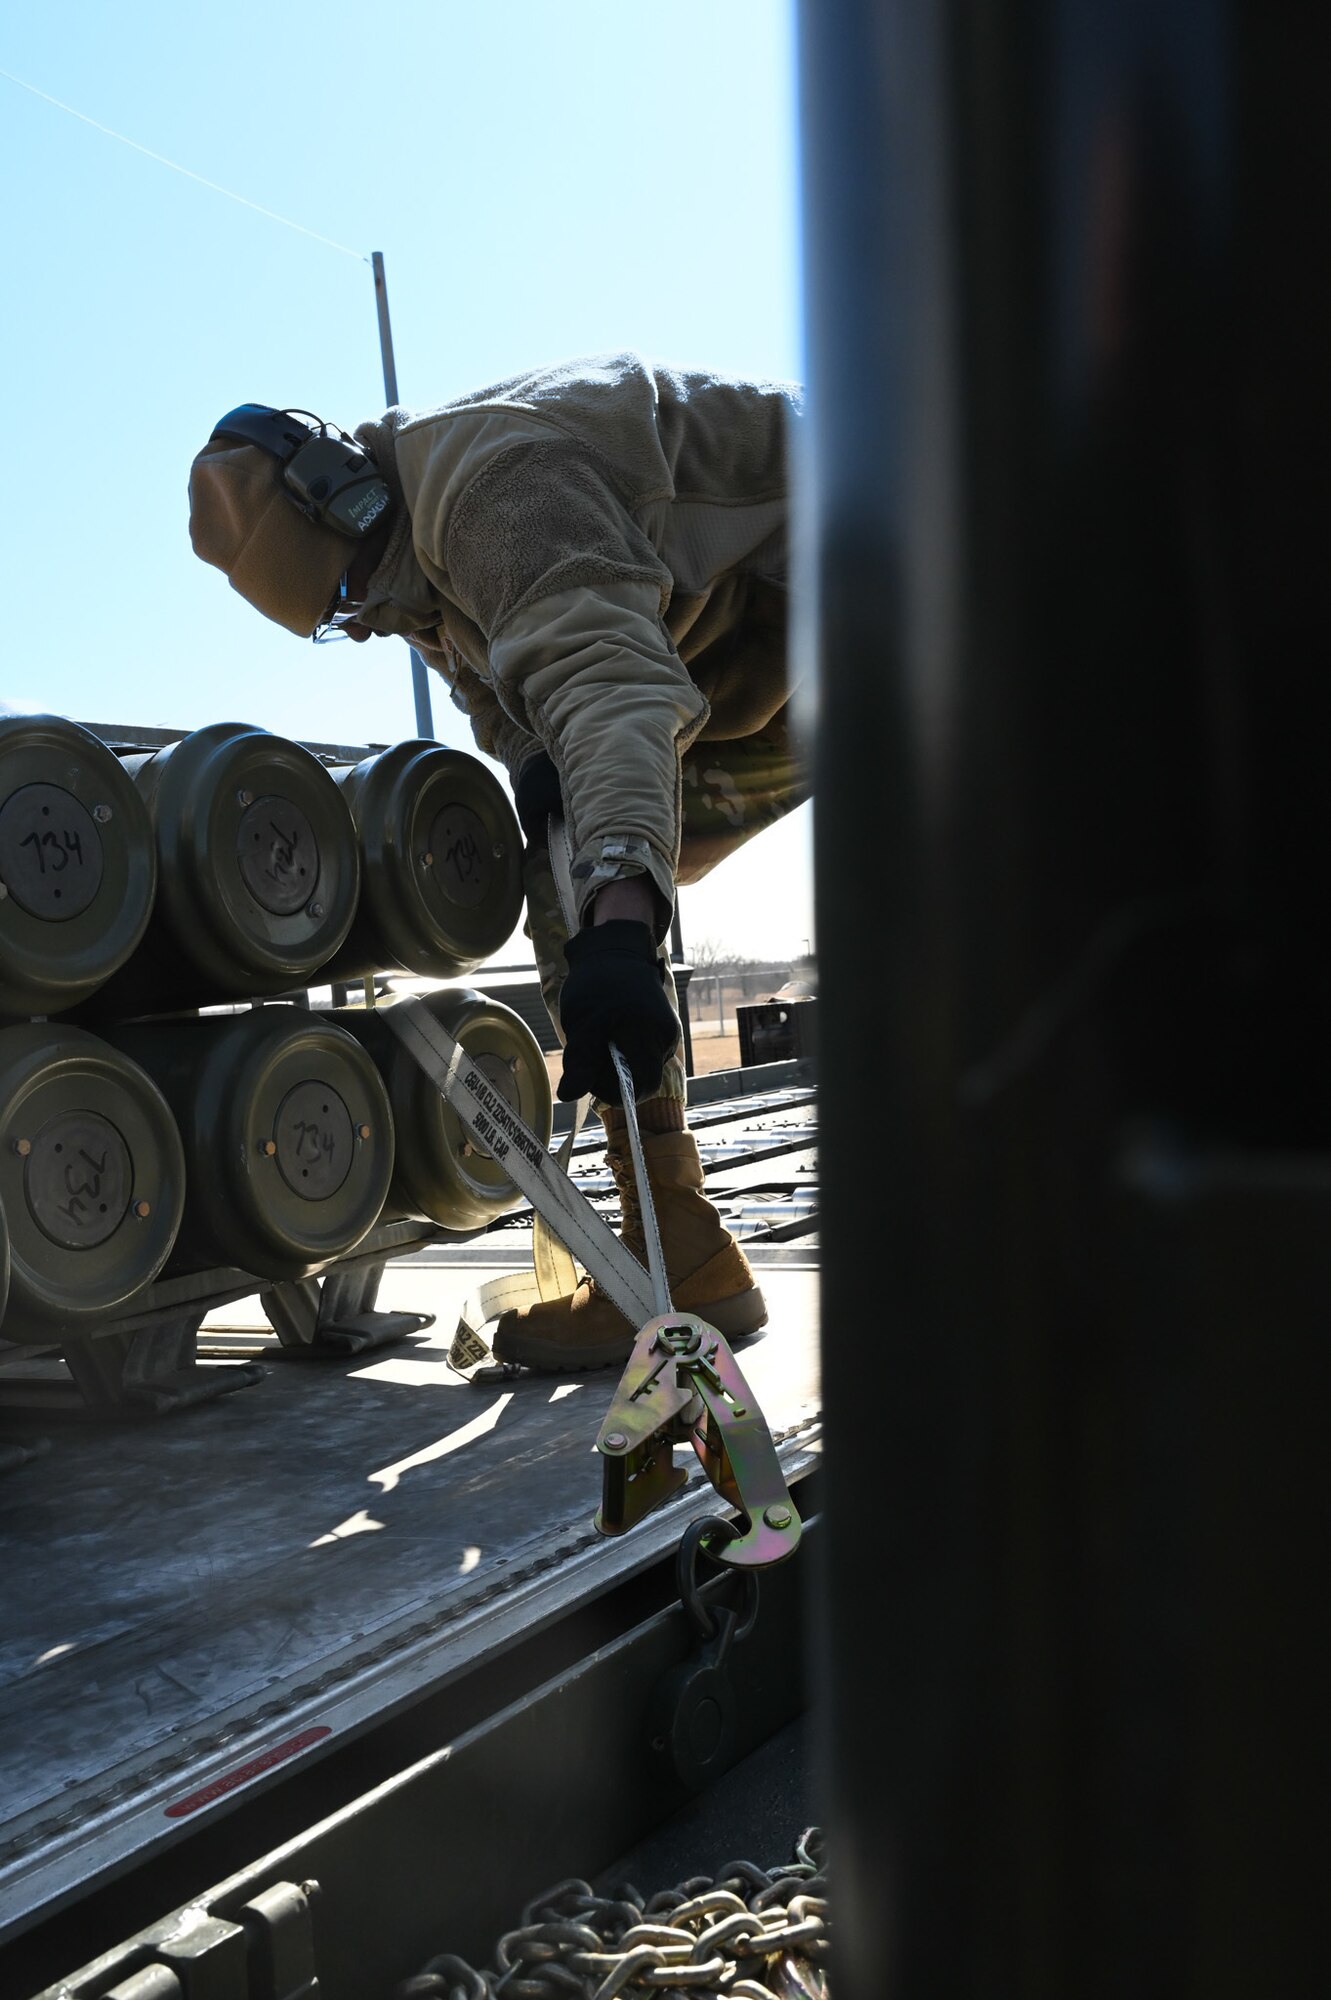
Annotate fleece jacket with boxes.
[351,353,800,935]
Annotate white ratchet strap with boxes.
[383,999,658,1336]
[609,1046,672,1319]
[406,809,667,1371]
[433,810,592,1365]
[443,1092,588,1369]
[550,811,673,1323]
[546,810,580,936]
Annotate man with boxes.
[189,353,806,1371]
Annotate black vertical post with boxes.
[799,1,1323,1995]
[671,906,695,1077]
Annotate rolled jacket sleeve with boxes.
[411,434,711,938]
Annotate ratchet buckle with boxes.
[594,1310,802,1568]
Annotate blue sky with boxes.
[0,0,812,962]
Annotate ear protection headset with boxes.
[211,405,392,540]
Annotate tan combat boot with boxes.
[492,1127,767,1372]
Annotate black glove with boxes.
[558,920,680,1104]
[513,751,563,846]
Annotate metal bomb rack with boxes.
[0,713,544,1418]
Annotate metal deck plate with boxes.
[0,1250,820,1942]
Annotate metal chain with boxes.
[397,1827,829,2000]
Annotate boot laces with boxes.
[607,1140,645,1259]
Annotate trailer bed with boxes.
[0,1073,820,1960]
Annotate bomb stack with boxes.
[0,715,551,1368]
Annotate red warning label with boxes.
[164,1725,332,1818]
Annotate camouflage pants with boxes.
[524,712,809,1110]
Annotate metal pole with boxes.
[371,251,435,742]
[793,0,1320,1993]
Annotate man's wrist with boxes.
[592,877,657,927]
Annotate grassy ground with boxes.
[541,1017,744,1095]
[684,1022,745,1075]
